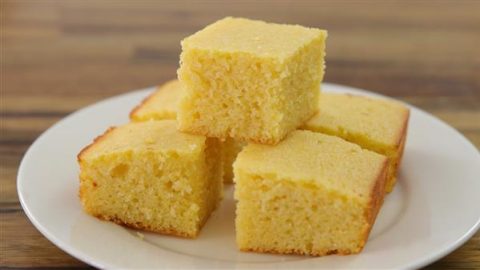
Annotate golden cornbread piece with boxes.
[130,80,183,121]
[234,130,388,256]
[178,17,327,145]
[77,120,223,238]
[129,79,244,183]
[303,93,409,193]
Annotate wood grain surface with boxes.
[1,0,479,269]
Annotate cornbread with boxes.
[77,120,223,238]
[303,93,409,193]
[129,79,244,183]
[130,80,184,122]
[234,130,388,256]
[177,17,327,144]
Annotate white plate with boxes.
[18,83,480,269]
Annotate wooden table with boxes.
[2,1,479,269]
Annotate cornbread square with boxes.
[303,93,409,193]
[234,130,388,256]
[129,79,244,183]
[77,120,223,238]
[178,17,327,144]
[130,80,183,122]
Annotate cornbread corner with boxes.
[177,17,327,145]
[130,79,183,122]
[77,120,223,238]
[129,79,244,183]
[303,93,409,193]
[234,130,388,256]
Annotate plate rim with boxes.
[17,82,480,269]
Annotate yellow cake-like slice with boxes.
[129,79,244,183]
[303,93,409,193]
[178,17,327,145]
[77,120,223,238]
[130,80,183,121]
[234,130,388,256]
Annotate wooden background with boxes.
[1,0,479,268]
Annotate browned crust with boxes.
[80,200,218,239]
[240,246,357,257]
[384,108,409,192]
[360,158,389,246]
[77,126,117,163]
[93,213,198,239]
[394,114,409,171]
[395,107,410,148]
[130,80,180,120]
[129,86,161,120]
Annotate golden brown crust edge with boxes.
[93,213,198,239]
[77,127,118,217]
[394,110,409,172]
[130,79,181,121]
[129,86,161,121]
[384,108,410,193]
[77,126,117,163]
[395,107,410,148]
[239,246,357,257]
[80,199,218,239]
[359,158,389,250]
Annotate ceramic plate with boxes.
[18,83,480,269]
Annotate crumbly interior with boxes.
[78,121,223,238]
[203,138,224,215]
[303,93,409,192]
[129,81,243,183]
[233,130,387,255]
[235,174,368,255]
[177,18,327,145]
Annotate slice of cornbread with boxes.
[303,93,409,193]
[234,130,388,256]
[77,120,223,238]
[129,79,244,183]
[178,17,327,144]
[130,80,183,121]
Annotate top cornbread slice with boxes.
[234,130,388,256]
[178,17,327,144]
[181,17,325,60]
[130,80,183,122]
[303,93,409,192]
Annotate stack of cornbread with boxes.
[78,17,409,256]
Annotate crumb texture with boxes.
[78,121,223,237]
[178,17,327,144]
[129,80,244,183]
[234,130,387,255]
